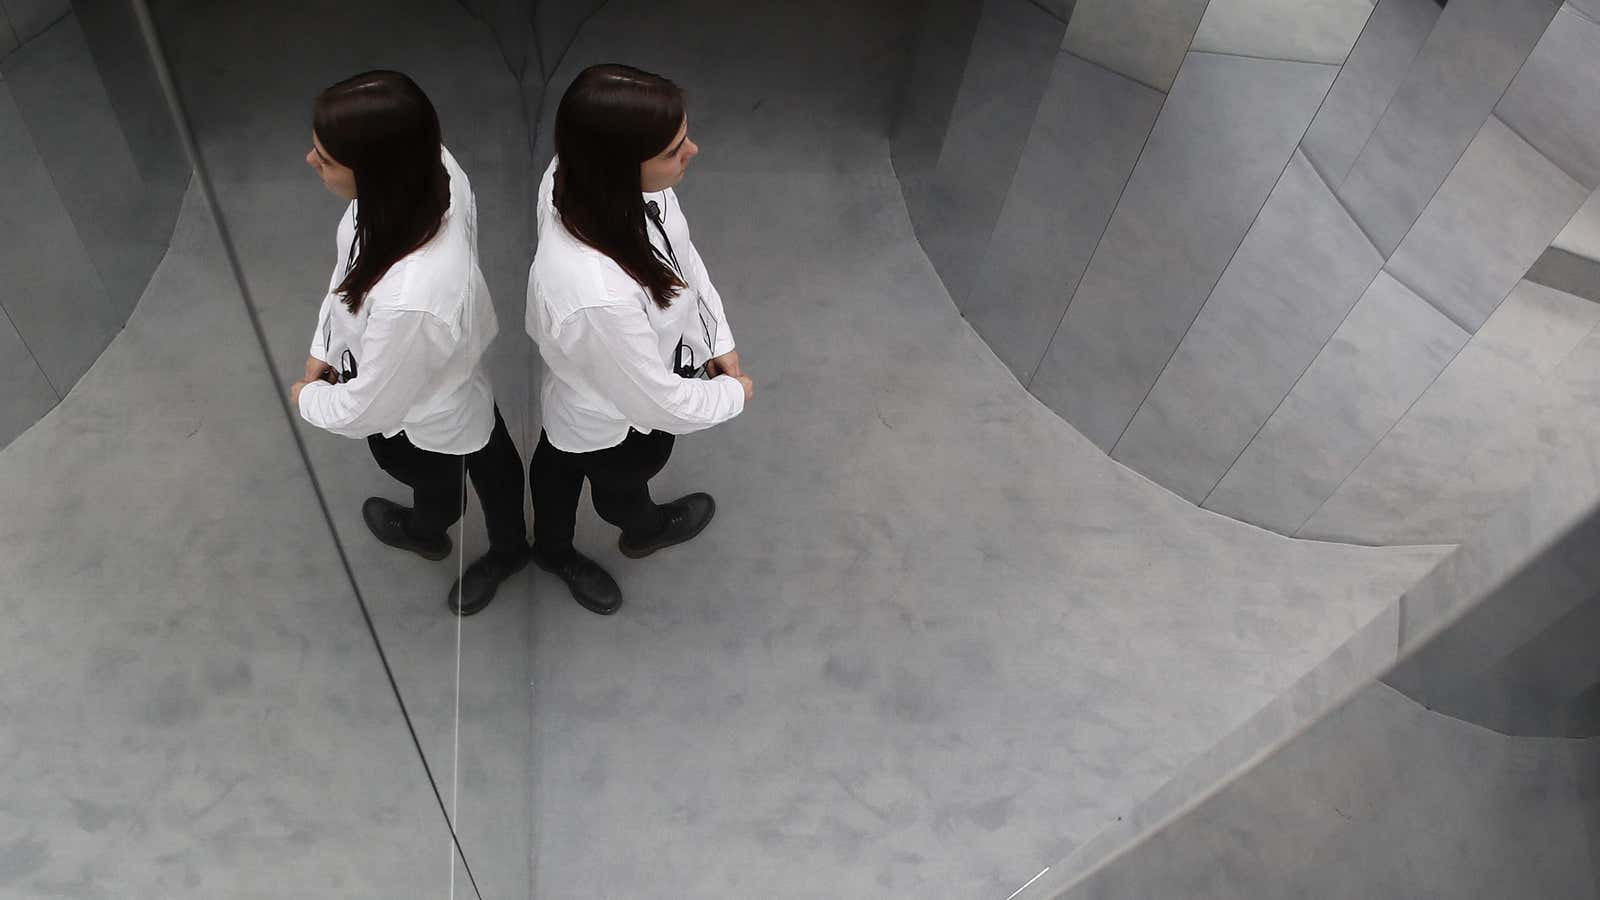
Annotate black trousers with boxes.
[530,427,674,560]
[367,406,528,559]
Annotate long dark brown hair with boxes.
[313,70,449,313]
[553,64,686,309]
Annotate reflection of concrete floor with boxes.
[0,186,449,898]
[0,4,1456,900]
[150,0,537,896]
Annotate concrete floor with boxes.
[0,1,1458,898]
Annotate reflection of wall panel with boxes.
[0,308,58,449]
[1060,0,1211,92]
[1334,0,1559,256]
[1190,0,1372,65]
[891,0,982,180]
[534,0,607,81]
[910,0,1063,308]
[3,0,68,44]
[5,17,172,325]
[74,0,187,189]
[1301,0,1443,186]
[963,52,1162,381]
[1030,52,1337,451]
[1204,273,1468,535]
[1554,190,1600,260]
[1114,151,1384,504]
[0,76,119,399]
[1495,5,1600,191]
[0,11,17,58]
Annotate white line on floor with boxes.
[1006,867,1051,900]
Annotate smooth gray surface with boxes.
[1190,0,1374,65]
[2,0,66,44]
[1555,188,1600,260]
[1575,0,1600,21]
[907,0,1064,308]
[151,1,535,895]
[1497,5,1600,190]
[1060,0,1210,93]
[1392,372,1600,653]
[1205,272,1468,535]
[1030,599,1409,897]
[0,8,17,57]
[1388,484,1600,732]
[3,16,176,326]
[1435,586,1600,737]
[1033,0,1072,22]
[1301,0,1443,186]
[1114,150,1384,504]
[533,0,605,80]
[73,0,188,189]
[461,0,532,76]
[0,74,122,395]
[0,186,448,900]
[964,51,1163,381]
[1335,0,1560,256]
[1031,51,1338,451]
[1046,684,1599,900]
[0,309,57,450]
[1390,324,1600,550]
[1386,115,1588,333]
[1528,246,1600,302]
[890,0,982,179]
[1302,280,1600,544]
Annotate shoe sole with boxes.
[618,495,717,560]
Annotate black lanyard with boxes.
[645,199,682,274]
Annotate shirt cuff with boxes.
[297,379,329,423]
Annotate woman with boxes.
[291,70,528,617]
[526,64,754,615]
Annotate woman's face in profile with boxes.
[306,133,358,201]
[641,116,698,192]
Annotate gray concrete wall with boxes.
[903,0,1600,546]
[0,5,186,450]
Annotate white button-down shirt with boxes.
[527,157,744,453]
[298,147,498,454]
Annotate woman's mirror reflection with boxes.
[289,70,528,616]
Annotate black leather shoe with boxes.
[362,497,451,562]
[448,546,531,616]
[532,547,623,615]
[618,493,716,559]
